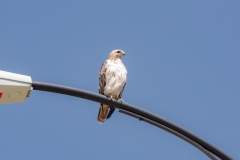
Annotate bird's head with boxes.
[109,49,126,59]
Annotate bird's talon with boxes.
[118,99,124,102]
[107,95,114,101]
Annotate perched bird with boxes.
[98,49,127,124]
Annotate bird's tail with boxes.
[97,104,109,124]
[107,106,115,119]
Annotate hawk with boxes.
[98,49,127,124]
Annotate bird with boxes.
[98,49,127,124]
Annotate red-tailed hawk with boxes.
[98,49,127,124]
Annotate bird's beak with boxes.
[122,52,126,55]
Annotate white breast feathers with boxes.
[104,59,127,98]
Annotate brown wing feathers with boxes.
[97,61,109,123]
[99,61,107,95]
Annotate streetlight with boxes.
[0,70,233,160]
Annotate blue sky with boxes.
[0,1,240,159]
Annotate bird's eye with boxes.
[116,51,121,53]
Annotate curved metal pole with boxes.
[119,109,217,160]
[32,81,232,160]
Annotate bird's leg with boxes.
[107,95,113,101]
[118,98,124,103]
[109,95,118,102]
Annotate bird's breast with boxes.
[104,60,127,97]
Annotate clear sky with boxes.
[0,1,239,159]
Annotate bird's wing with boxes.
[99,61,107,95]
[98,61,109,124]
